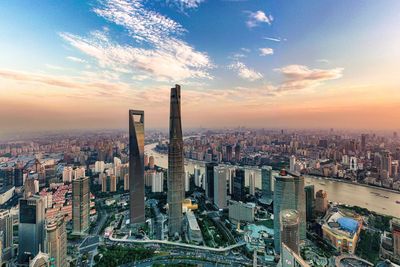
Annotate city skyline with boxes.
[1,0,400,135]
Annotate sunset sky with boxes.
[1,0,400,136]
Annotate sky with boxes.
[1,0,400,136]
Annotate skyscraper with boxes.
[0,209,13,261]
[129,110,145,225]
[234,144,241,162]
[45,216,67,267]
[72,176,90,235]
[280,209,300,254]
[214,166,227,209]
[233,169,245,201]
[248,170,255,196]
[168,85,185,236]
[205,162,218,200]
[274,169,306,254]
[304,185,315,222]
[18,195,45,264]
[315,190,328,215]
[261,166,273,200]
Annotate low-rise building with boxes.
[228,200,255,223]
[186,210,203,244]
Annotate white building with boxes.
[73,167,85,180]
[186,210,203,244]
[152,172,163,193]
[290,155,296,172]
[249,170,256,196]
[62,167,73,183]
[185,171,190,192]
[94,161,105,173]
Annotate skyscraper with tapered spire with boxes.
[168,85,185,236]
[129,110,145,225]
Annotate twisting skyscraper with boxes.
[168,85,185,236]
[129,110,145,225]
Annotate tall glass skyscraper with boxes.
[129,110,145,225]
[304,184,315,222]
[273,169,306,254]
[168,85,185,236]
[261,166,273,200]
[205,162,218,200]
[18,195,45,264]
[233,168,245,201]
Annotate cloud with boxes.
[61,0,213,82]
[241,47,251,53]
[67,56,87,63]
[263,36,281,42]
[228,61,263,81]
[166,0,204,9]
[275,64,343,91]
[259,47,274,56]
[246,10,273,28]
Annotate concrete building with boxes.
[18,195,45,264]
[167,85,185,236]
[94,161,105,173]
[124,174,129,191]
[213,166,227,209]
[72,176,90,235]
[62,166,73,183]
[228,200,255,223]
[129,110,145,225]
[280,209,300,254]
[278,243,310,267]
[185,171,190,192]
[110,174,117,192]
[149,156,155,169]
[45,216,67,267]
[205,162,218,200]
[185,210,203,245]
[289,155,296,172]
[315,190,328,215]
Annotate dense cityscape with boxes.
[0,84,399,266]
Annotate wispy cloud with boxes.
[259,47,274,56]
[246,10,273,28]
[275,64,343,91]
[263,36,281,42]
[67,56,87,63]
[228,61,263,81]
[61,0,213,82]
[166,0,204,9]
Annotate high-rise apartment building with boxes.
[248,170,256,196]
[315,190,328,215]
[72,176,90,235]
[129,110,145,225]
[45,216,67,267]
[167,85,185,236]
[18,195,45,264]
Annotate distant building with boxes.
[45,216,67,267]
[289,156,296,172]
[110,174,117,192]
[235,144,241,162]
[213,166,227,209]
[62,167,73,183]
[72,176,90,235]
[152,172,163,193]
[261,166,272,200]
[228,200,255,223]
[185,210,203,245]
[280,209,300,254]
[185,171,190,192]
[232,169,245,201]
[18,195,46,264]
[393,218,400,258]
[315,190,328,215]
[149,156,155,169]
[124,174,129,191]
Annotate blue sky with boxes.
[0,0,400,133]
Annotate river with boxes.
[145,143,400,218]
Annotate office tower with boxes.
[0,168,13,189]
[194,166,201,187]
[234,144,241,162]
[233,169,245,201]
[14,164,24,187]
[304,185,315,222]
[124,174,129,191]
[289,156,296,172]
[392,218,400,257]
[45,216,67,267]
[110,174,117,192]
[0,209,13,261]
[129,110,145,225]
[382,151,392,177]
[214,166,227,209]
[168,85,185,236]
[315,190,328,215]
[228,200,255,223]
[261,166,272,200]
[100,173,107,192]
[72,176,90,235]
[185,171,190,192]
[62,167,73,183]
[225,145,233,162]
[149,156,155,169]
[205,162,218,199]
[280,209,300,254]
[274,170,306,253]
[144,170,154,187]
[248,170,255,196]
[228,168,235,195]
[361,134,368,151]
[18,195,45,264]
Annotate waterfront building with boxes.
[214,166,227,209]
[167,85,185,236]
[280,209,300,254]
[129,110,145,225]
[72,176,90,235]
[304,185,315,221]
[18,195,45,264]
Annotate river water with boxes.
[145,143,400,218]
